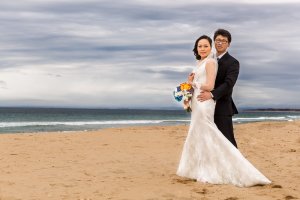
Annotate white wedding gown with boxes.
[176,58,271,187]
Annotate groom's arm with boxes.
[211,60,239,101]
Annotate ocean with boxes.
[0,107,300,134]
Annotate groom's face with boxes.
[214,35,229,54]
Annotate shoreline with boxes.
[1,108,300,134]
[1,119,299,135]
[0,121,299,199]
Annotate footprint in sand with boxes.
[174,178,196,184]
[224,197,238,200]
[0,180,15,186]
[271,184,283,188]
[192,188,208,194]
[161,193,175,199]
[285,196,297,200]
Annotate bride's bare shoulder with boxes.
[206,58,217,65]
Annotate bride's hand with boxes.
[188,73,195,84]
[183,100,190,109]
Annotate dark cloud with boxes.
[0,1,299,108]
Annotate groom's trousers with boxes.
[214,115,238,148]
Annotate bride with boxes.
[176,35,271,187]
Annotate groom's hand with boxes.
[197,91,212,102]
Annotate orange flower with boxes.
[180,82,192,90]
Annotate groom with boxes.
[197,29,239,148]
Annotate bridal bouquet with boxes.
[173,82,193,112]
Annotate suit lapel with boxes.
[216,52,230,80]
[218,52,230,64]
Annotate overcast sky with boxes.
[0,0,299,109]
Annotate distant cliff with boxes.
[243,108,300,112]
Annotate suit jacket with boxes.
[211,52,239,116]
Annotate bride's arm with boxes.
[201,59,216,91]
[192,59,216,91]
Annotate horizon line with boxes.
[1,106,300,111]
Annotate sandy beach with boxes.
[0,121,299,200]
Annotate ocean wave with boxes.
[233,116,296,122]
[0,120,190,128]
[287,115,300,119]
[0,116,299,128]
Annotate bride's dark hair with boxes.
[193,35,212,60]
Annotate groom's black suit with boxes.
[211,52,239,148]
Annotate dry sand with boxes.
[0,121,299,200]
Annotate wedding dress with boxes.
[176,57,271,187]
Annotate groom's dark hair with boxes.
[193,35,212,60]
[214,29,232,44]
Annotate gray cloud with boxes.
[0,1,299,108]
[0,81,7,89]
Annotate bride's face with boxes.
[197,39,211,60]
